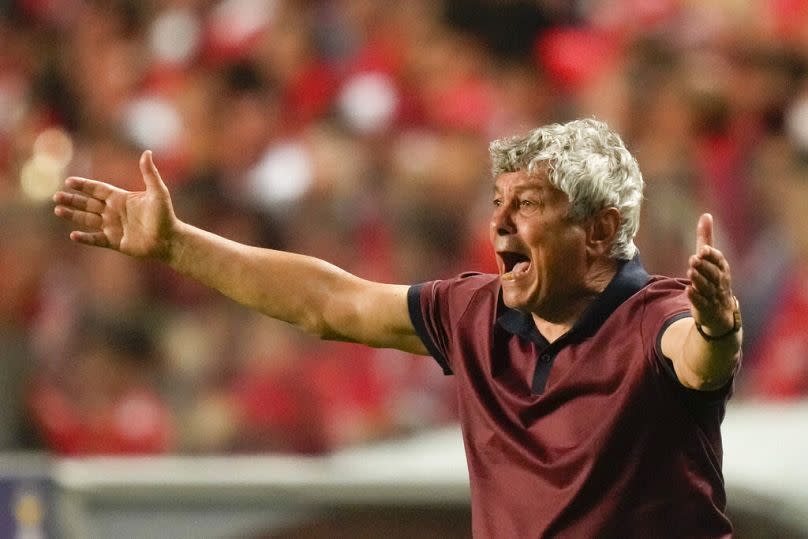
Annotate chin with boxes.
[501,288,536,313]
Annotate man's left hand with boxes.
[686,213,736,337]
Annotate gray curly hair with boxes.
[489,118,644,260]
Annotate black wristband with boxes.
[695,296,741,341]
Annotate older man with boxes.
[53,119,741,538]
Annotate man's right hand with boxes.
[53,150,178,261]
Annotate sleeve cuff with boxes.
[407,284,453,375]
[655,311,734,404]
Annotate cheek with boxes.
[559,236,588,268]
[535,229,587,269]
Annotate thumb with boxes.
[139,150,166,191]
[696,213,713,253]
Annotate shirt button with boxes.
[540,353,551,362]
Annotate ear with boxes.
[586,207,620,258]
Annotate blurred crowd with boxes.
[1,0,808,455]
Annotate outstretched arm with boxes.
[54,151,428,354]
[660,214,742,391]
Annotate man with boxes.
[53,119,741,537]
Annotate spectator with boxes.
[0,0,806,455]
[27,316,174,455]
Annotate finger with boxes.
[687,285,712,311]
[696,246,729,272]
[52,191,106,214]
[69,230,111,248]
[54,205,103,229]
[690,255,723,285]
[688,268,717,298]
[696,213,713,253]
[64,177,117,200]
[139,150,166,192]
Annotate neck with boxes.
[532,257,619,342]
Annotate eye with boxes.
[517,198,543,214]
[492,197,503,207]
[520,198,540,209]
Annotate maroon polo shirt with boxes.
[408,256,734,538]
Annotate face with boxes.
[490,170,589,318]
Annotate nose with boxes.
[491,204,516,236]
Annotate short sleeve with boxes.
[643,278,735,403]
[407,273,497,375]
[640,277,692,351]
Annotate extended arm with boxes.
[661,214,742,391]
[54,151,428,354]
[167,224,425,349]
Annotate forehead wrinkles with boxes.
[495,170,547,188]
[493,170,553,195]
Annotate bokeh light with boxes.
[20,128,74,202]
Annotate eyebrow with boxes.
[492,183,546,195]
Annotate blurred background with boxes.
[1,0,808,537]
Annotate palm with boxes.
[112,190,169,257]
[53,151,177,261]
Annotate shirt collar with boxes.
[496,254,651,345]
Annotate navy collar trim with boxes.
[496,254,651,345]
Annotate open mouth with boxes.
[499,251,531,281]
